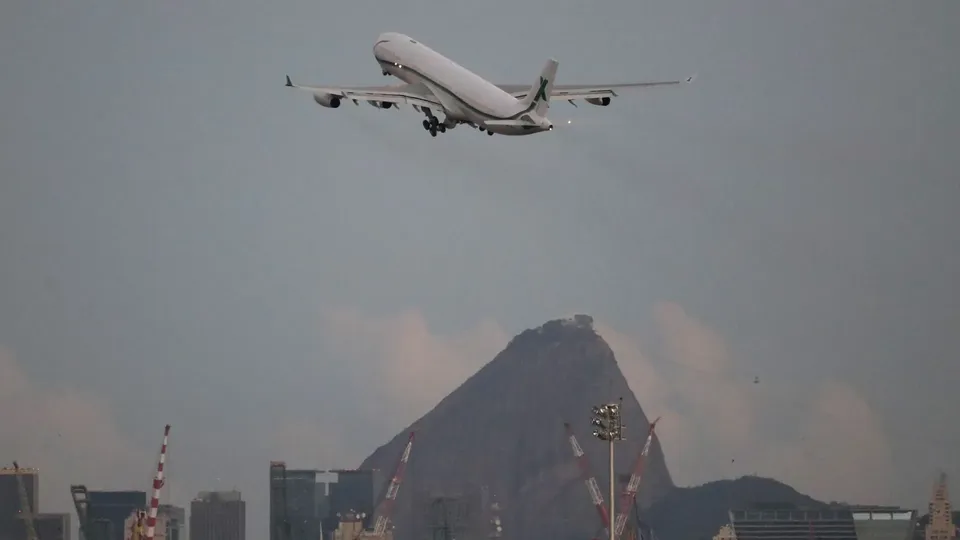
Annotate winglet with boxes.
[685,73,697,84]
[285,75,294,87]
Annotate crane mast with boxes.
[563,423,611,538]
[365,431,415,539]
[611,418,659,540]
[144,425,171,540]
[12,462,39,540]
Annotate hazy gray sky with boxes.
[1,0,958,537]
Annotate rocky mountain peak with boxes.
[359,315,674,540]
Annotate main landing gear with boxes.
[422,115,446,137]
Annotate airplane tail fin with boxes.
[519,58,558,117]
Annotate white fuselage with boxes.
[372,32,551,136]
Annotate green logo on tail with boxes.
[534,77,549,103]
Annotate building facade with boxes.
[926,474,955,540]
[159,505,186,540]
[189,491,245,540]
[329,470,381,528]
[0,467,69,540]
[0,467,39,520]
[123,511,169,540]
[35,513,72,540]
[850,507,916,540]
[0,466,40,540]
[270,465,323,540]
[729,505,859,540]
[713,524,737,540]
[729,504,915,540]
[87,492,147,540]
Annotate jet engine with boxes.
[313,93,341,108]
[585,97,611,106]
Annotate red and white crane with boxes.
[563,422,611,539]
[366,431,415,538]
[611,418,659,540]
[144,424,171,540]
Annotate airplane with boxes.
[285,32,695,138]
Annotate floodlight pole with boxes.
[592,399,623,540]
[609,435,615,540]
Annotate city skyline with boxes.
[2,0,958,538]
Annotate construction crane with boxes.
[12,462,39,540]
[563,423,611,540]
[611,418,659,540]
[356,431,416,540]
[144,425,171,540]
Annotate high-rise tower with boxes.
[926,473,956,540]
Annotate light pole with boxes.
[591,399,624,540]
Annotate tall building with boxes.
[189,491,244,540]
[0,467,39,520]
[270,464,323,540]
[86,491,147,540]
[159,505,186,540]
[328,470,382,529]
[0,466,69,540]
[926,474,955,540]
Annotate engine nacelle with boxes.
[313,93,341,108]
[586,97,611,106]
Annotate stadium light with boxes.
[590,399,624,540]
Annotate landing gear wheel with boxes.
[429,127,438,137]
[429,116,439,127]
[422,119,431,130]
[438,124,447,133]
[487,130,494,136]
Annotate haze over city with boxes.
[1,1,958,539]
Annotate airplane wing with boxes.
[285,75,443,109]
[498,74,696,101]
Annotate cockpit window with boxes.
[409,39,417,43]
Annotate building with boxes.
[0,466,40,540]
[713,524,737,540]
[0,467,69,540]
[729,505,859,540]
[159,505,186,540]
[926,474,955,540]
[850,507,915,540]
[0,467,39,519]
[270,464,324,540]
[189,491,244,540]
[329,470,382,530]
[35,513,72,540]
[86,491,147,540]
[270,464,383,540]
[123,511,168,540]
[729,504,916,540]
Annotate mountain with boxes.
[359,315,673,540]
